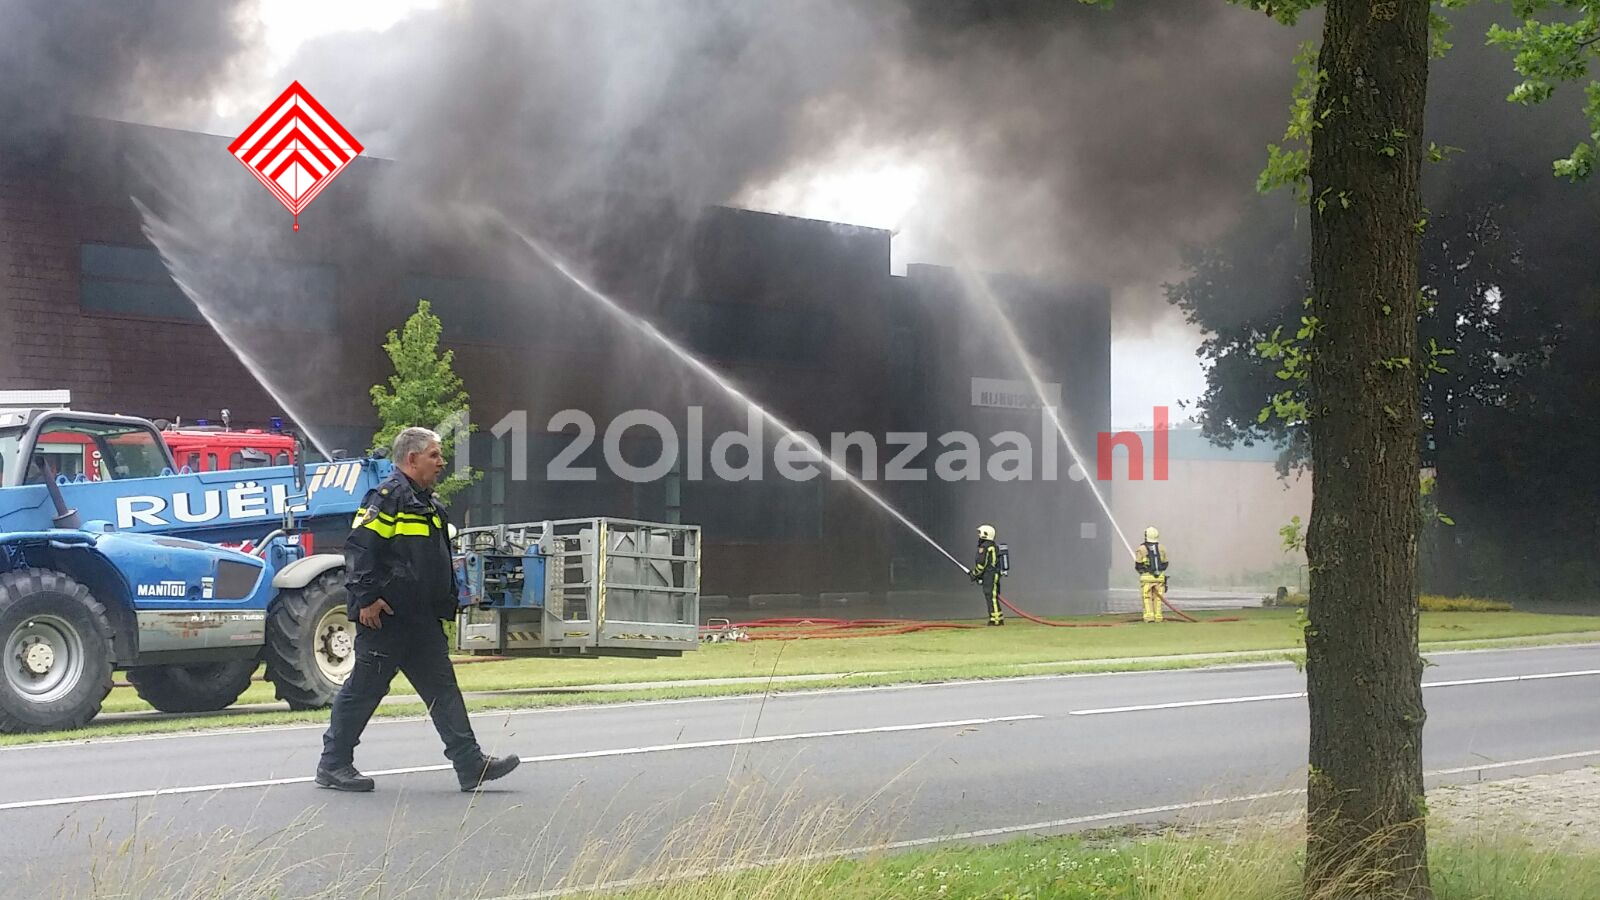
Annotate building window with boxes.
[401,274,600,347]
[80,243,203,321]
[79,242,337,329]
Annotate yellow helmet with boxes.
[1144,526,1159,542]
[977,524,996,542]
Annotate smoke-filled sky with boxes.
[4,0,1588,427]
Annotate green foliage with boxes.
[1229,0,1320,26]
[1122,0,1600,605]
[1423,337,1456,374]
[1232,1,1600,184]
[1257,42,1323,200]
[1420,473,1456,527]
[1253,305,1318,426]
[598,828,1600,900]
[369,299,479,503]
[1487,2,1600,181]
[1225,0,1600,436]
[1280,514,1307,553]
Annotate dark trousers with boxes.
[979,573,1003,624]
[319,617,481,771]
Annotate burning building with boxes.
[0,117,1112,614]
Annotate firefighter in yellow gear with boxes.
[1133,525,1169,623]
[972,523,1004,626]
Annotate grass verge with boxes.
[599,827,1600,900]
[13,608,1598,748]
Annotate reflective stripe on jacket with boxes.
[345,470,458,620]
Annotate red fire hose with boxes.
[700,583,1240,641]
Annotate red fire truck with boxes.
[30,420,299,480]
[0,395,353,554]
[23,414,317,554]
[160,426,298,474]
[159,422,315,553]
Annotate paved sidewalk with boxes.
[1430,766,1600,848]
[1212,766,1600,851]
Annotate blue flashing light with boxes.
[270,416,284,431]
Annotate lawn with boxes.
[11,607,1596,747]
[109,608,1600,706]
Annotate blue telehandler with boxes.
[0,406,702,735]
[0,406,392,732]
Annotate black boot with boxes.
[315,764,375,792]
[458,754,521,792]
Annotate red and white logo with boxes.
[228,81,364,231]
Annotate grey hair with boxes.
[392,427,441,463]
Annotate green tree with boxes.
[1240,2,1598,896]
[1166,160,1591,600]
[369,299,478,503]
[1080,0,1600,896]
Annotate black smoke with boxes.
[8,1,1595,321]
[0,0,258,160]
[239,0,1310,324]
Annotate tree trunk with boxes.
[1304,2,1433,898]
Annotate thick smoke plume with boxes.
[264,0,1310,324]
[0,0,258,159]
[10,2,1592,327]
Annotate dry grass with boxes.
[46,776,1600,900]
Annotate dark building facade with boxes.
[0,119,1111,612]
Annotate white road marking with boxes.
[1070,692,1308,715]
[2,644,1593,752]
[1419,668,1600,688]
[1070,668,1600,715]
[1427,748,1600,776]
[0,715,1041,812]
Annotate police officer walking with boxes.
[315,427,520,793]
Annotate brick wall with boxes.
[0,166,278,422]
[1,118,1114,605]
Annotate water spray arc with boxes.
[135,197,336,458]
[474,205,969,575]
[951,267,1137,559]
[478,208,1211,627]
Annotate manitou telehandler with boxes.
[0,406,699,733]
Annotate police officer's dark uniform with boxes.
[316,468,518,792]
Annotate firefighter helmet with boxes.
[1144,526,1159,542]
[977,524,996,542]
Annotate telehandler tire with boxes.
[126,659,258,713]
[263,569,354,710]
[0,568,115,733]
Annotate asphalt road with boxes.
[1,644,1596,899]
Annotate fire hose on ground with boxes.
[700,561,1240,642]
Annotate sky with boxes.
[218,0,1210,430]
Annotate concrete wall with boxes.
[1109,453,1311,589]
